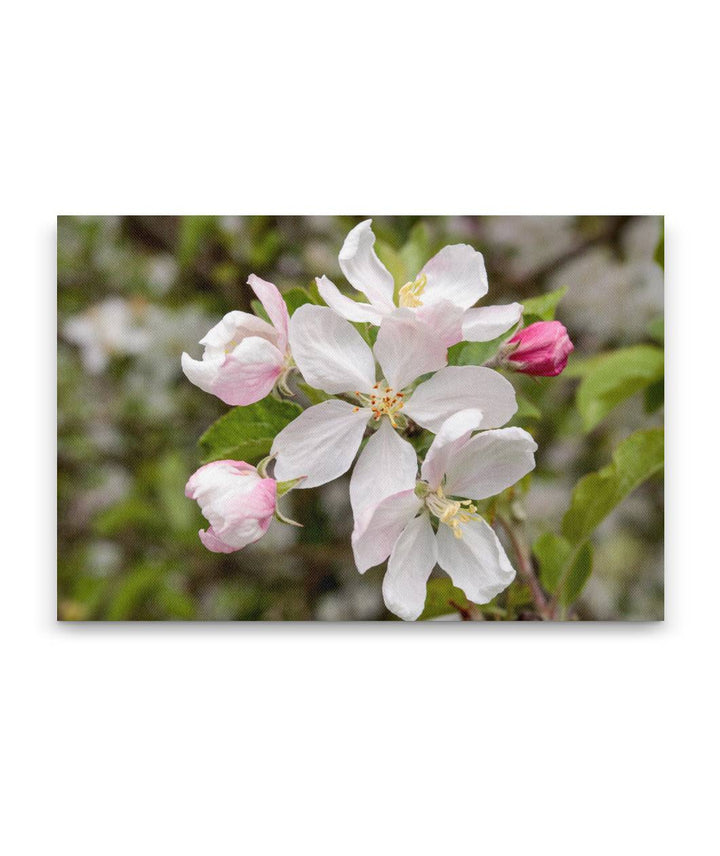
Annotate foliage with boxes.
[199,398,302,464]
[522,285,568,323]
[576,346,664,431]
[534,534,593,608]
[562,429,664,545]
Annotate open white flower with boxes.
[350,409,537,620]
[271,305,518,489]
[316,219,523,345]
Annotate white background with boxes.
[1,1,716,854]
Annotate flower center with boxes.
[354,383,405,427]
[424,484,480,539]
[398,273,427,308]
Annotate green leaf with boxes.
[297,382,330,405]
[198,398,302,464]
[577,345,664,431]
[562,428,664,545]
[560,353,605,379]
[352,321,379,347]
[515,394,542,421]
[533,534,593,607]
[282,286,319,315]
[250,299,270,323]
[252,286,317,321]
[418,577,471,620]
[375,240,408,293]
[562,542,593,605]
[447,324,519,367]
[522,286,568,322]
[399,222,431,281]
[534,533,570,593]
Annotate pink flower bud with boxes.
[185,460,277,553]
[504,321,574,377]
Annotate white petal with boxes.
[289,305,376,395]
[248,274,290,352]
[316,275,385,324]
[436,516,516,605]
[414,300,465,347]
[351,489,422,574]
[462,303,523,342]
[443,427,538,499]
[420,244,488,310]
[181,350,222,393]
[350,418,418,518]
[373,309,449,391]
[271,400,369,489]
[403,366,517,434]
[421,408,484,490]
[200,310,278,357]
[339,219,395,311]
[383,513,438,621]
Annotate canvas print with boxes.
[57,216,664,621]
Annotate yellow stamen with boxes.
[425,486,481,540]
[398,273,427,308]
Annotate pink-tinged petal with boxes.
[350,418,418,518]
[289,305,376,395]
[436,516,516,605]
[414,300,465,347]
[403,366,517,434]
[200,310,278,355]
[182,337,284,406]
[462,303,524,342]
[198,526,238,553]
[186,461,277,552]
[339,219,395,311]
[382,512,438,621]
[374,309,450,391]
[351,489,422,574]
[271,400,369,489]
[316,275,385,324]
[248,274,290,353]
[421,409,484,490]
[217,338,285,405]
[443,427,537,500]
[420,244,488,310]
[215,478,277,549]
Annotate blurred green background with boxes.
[57,215,664,620]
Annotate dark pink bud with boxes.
[505,321,574,377]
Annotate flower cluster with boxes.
[182,219,572,620]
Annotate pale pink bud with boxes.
[504,321,574,377]
[181,275,291,406]
[185,460,277,553]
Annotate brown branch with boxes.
[494,514,551,620]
